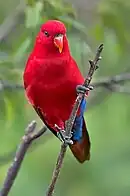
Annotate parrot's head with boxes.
[35,20,69,54]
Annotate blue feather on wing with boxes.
[72,98,87,141]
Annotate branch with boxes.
[46,143,67,196]
[46,44,104,196]
[0,121,47,196]
[93,73,130,88]
[0,133,51,167]
[0,80,23,92]
[1,73,130,93]
[104,85,130,94]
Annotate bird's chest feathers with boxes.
[33,58,76,108]
[36,57,69,89]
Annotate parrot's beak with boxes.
[54,34,63,53]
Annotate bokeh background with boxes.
[0,0,130,195]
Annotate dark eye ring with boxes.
[44,31,50,37]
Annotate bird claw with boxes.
[58,131,73,145]
[76,84,94,95]
[55,124,73,145]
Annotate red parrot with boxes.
[23,20,91,163]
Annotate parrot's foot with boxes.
[76,84,93,95]
[57,131,73,145]
[55,124,73,145]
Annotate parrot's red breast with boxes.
[23,20,90,163]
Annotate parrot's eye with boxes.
[44,31,50,37]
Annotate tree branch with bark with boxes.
[1,73,130,93]
[0,122,47,196]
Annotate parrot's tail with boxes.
[69,118,90,163]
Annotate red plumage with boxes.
[23,20,90,163]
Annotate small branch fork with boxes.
[0,122,47,196]
[0,44,103,196]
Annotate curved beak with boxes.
[54,34,63,53]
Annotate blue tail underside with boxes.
[72,98,87,141]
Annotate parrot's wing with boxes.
[69,118,91,163]
[33,106,57,137]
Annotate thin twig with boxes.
[0,121,47,196]
[46,143,67,196]
[65,44,103,137]
[93,73,130,88]
[46,44,104,196]
[105,85,130,94]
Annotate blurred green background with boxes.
[0,0,130,195]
